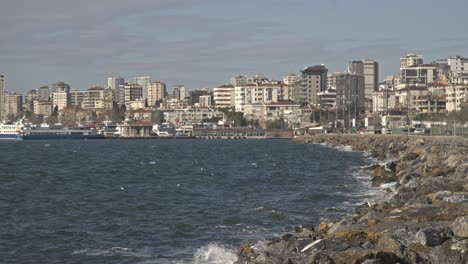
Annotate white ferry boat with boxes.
[0,120,24,140]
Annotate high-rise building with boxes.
[189,89,212,106]
[108,77,124,103]
[36,86,50,101]
[4,92,23,117]
[230,75,249,87]
[400,54,423,69]
[0,75,4,120]
[348,59,379,99]
[199,95,212,107]
[213,84,234,108]
[107,77,124,90]
[172,85,186,101]
[134,76,151,99]
[283,73,299,85]
[69,89,85,107]
[122,83,143,108]
[52,81,70,93]
[34,101,53,116]
[234,84,278,112]
[400,64,437,84]
[147,81,166,106]
[300,65,328,105]
[335,73,365,121]
[448,56,468,84]
[52,91,68,110]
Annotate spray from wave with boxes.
[193,243,238,264]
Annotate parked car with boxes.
[382,128,392,134]
[361,129,375,135]
[414,128,425,134]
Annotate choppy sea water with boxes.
[0,139,380,263]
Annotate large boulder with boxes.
[452,216,468,238]
[414,225,453,247]
[306,251,335,264]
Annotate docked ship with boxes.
[0,121,23,140]
[20,123,104,140]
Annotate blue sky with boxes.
[2,0,468,94]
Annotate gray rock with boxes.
[327,218,352,234]
[452,216,468,238]
[414,226,453,247]
[442,193,467,203]
[306,251,335,264]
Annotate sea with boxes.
[0,139,382,264]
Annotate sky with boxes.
[2,0,468,94]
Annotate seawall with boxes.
[235,134,468,264]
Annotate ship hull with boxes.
[0,134,22,140]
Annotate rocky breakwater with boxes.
[235,134,468,264]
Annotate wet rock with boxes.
[452,216,468,238]
[318,222,334,232]
[238,243,255,257]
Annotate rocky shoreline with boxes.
[235,134,468,264]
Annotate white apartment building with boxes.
[234,84,279,113]
[283,73,299,85]
[82,87,114,110]
[447,56,468,84]
[400,54,423,68]
[243,101,300,129]
[52,91,68,110]
[372,89,396,114]
[445,85,468,112]
[400,64,437,84]
[34,101,53,116]
[395,85,429,108]
[213,84,234,108]
[199,95,212,107]
[163,107,223,125]
[147,81,166,106]
[69,89,85,107]
[278,84,295,101]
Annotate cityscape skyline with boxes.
[2,0,468,94]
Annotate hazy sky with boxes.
[2,0,468,94]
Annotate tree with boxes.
[265,117,287,129]
[52,105,59,117]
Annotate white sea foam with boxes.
[335,145,353,152]
[193,243,237,264]
[149,161,156,165]
[72,247,150,258]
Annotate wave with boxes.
[193,243,237,264]
[335,145,354,152]
[72,247,150,258]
